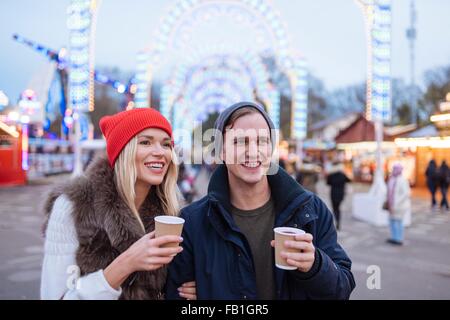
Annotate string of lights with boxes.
[357,0,392,122]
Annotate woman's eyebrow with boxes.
[138,135,171,141]
[138,135,154,139]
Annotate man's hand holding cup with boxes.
[271,227,315,273]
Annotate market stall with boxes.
[0,120,26,186]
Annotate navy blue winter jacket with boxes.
[166,164,355,299]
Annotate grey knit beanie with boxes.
[213,101,276,155]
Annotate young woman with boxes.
[41,108,195,300]
[386,163,411,246]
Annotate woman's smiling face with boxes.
[135,128,173,187]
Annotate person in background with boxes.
[439,160,449,211]
[180,167,196,205]
[326,162,351,231]
[425,160,440,210]
[386,164,411,246]
[278,157,286,170]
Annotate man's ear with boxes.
[219,132,226,164]
[220,142,225,163]
[213,133,225,164]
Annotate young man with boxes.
[166,102,355,300]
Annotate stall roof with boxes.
[400,125,439,138]
[303,139,335,150]
[334,114,418,144]
[384,124,417,137]
[335,114,390,143]
[310,112,359,132]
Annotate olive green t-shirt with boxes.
[231,198,277,300]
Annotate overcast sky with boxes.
[1,0,450,102]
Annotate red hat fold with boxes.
[99,108,173,167]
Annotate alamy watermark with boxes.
[66,265,81,290]
[366,265,381,290]
[170,123,282,175]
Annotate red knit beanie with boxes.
[99,108,173,167]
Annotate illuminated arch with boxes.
[152,0,294,68]
[135,0,308,140]
[67,0,308,140]
[160,50,277,131]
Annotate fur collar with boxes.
[43,154,167,299]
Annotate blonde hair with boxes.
[114,135,181,232]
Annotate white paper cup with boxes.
[274,227,305,270]
[154,216,185,248]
